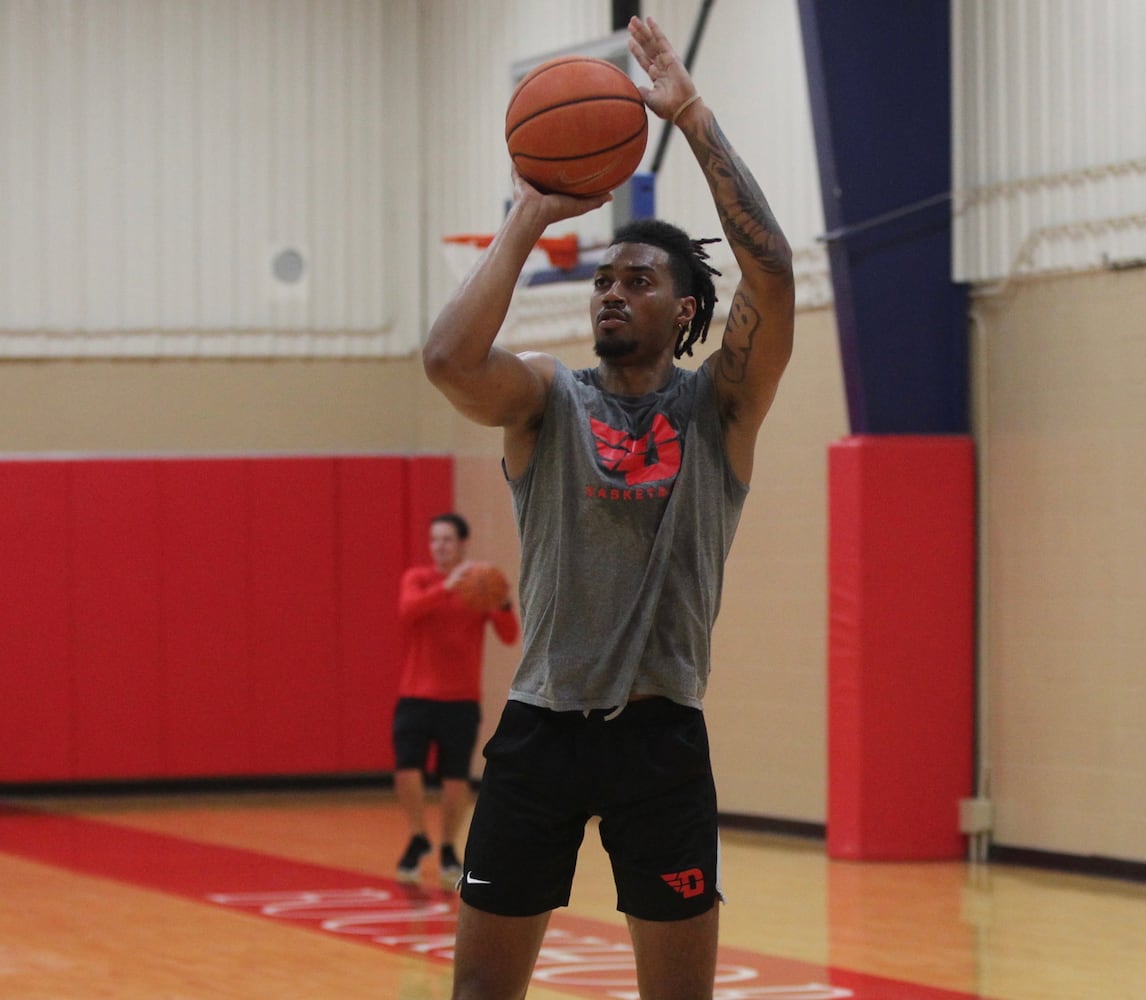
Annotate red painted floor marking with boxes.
[0,805,982,999]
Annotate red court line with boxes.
[0,805,982,1000]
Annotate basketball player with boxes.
[392,512,519,888]
[423,15,794,1000]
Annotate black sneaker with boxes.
[396,833,431,884]
[439,844,462,889]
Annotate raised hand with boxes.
[626,15,696,123]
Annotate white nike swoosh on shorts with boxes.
[464,872,492,885]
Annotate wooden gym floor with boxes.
[0,787,1143,999]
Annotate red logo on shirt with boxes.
[590,414,682,486]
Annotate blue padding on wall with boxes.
[629,172,655,220]
[798,0,969,434]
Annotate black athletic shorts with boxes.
[392,697,481,780]
[459,697,721,921]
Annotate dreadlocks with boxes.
[610,219,722,359]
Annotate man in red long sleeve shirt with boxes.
[393,512,519,887]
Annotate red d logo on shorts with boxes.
[661,868,705,898]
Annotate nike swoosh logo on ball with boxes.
[553,161,616,187]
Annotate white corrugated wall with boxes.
[0,0,419,357]
[11,1,1145,356]
[953,0,1146,286]
[1,0,826,359]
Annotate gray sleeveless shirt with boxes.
[506,359,748,711]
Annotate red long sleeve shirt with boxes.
[396,565,519,702]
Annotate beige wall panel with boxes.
[709,306,845,820]
[0,359,428,454]
[453,307,846,823]
[974,267,1146,861]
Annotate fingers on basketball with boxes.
[454,563,510,612]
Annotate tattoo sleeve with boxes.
[687,115,794,415]
[694,117,792,278]
[717,292,761,386]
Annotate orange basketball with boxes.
[506,56,648,197]
[454,563,511,613]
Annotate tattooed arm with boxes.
[628,16,794,484]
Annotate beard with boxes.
[593,336,638,359]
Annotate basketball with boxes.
[506,56,648,197]
[453,562,511,613]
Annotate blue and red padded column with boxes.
[798,0,974,858]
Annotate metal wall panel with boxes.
[953,0,1146,285]
[0,0,416,357]
[2,0,827,358]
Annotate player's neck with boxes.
[595,357,675,398]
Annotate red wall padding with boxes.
[828,436,975,859]
[248,459,343,775]
[70,461,165,779]
[0,455,452,784]
[0,463,73,780]
[159,460,254,776]
[338,457,414,773]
